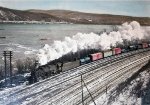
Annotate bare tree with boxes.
[16,57,36,74]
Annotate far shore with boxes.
[0,21,70,24]
[1,21,150,26]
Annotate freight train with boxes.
[29,42,149,83]
[78,43,149,65]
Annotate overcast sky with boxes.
[0,0,149,17]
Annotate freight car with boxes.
[128,45,137,51]
[30,42,150,83]
[79,47,121,65]
[89,52,103,61]
[103,50,113,58]
[142,43,148,48]
[113,48,121,55]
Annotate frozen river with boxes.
[0,23,115,63]
[0,23,149,64]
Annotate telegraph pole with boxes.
[10,51,12,85]
[3,51,7,87]
[81,74,96,105]
[81,74,84,105]
[33,60,38,83]
[3,51,13,87]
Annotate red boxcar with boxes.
[113,48,121,55]
[142,43,148,48]
[89,52,103,61]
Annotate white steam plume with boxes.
[37,21,147,65]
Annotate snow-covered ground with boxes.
[90,61,150,105]
[0,49,150,105]
[0,73,30,88]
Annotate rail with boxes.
[1,48,150,105]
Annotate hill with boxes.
[0,7,61,22]
[0,7,150,25]
[29,9,150,25]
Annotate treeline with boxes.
[0,57,37,88]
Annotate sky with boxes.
[0,0,149,17]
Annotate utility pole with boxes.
[81,74,84,105]
[10,51,12,86]
[3,51,13,87]
[3,51,7,87]
[106,86,107,94]
[81,74,96,105]
[35,60,39,69]
[33,60,38,83]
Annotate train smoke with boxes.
[37,21,147,65]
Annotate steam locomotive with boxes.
[29,42,149,83]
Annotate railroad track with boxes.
[80,58,149,105]
[22,51,150,104]
[48,51,150,105]
[0,49,150,105]
[46,51,150,105]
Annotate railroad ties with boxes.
[0,48,150,105]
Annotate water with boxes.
[0,23,115,63]
[0,23,149,64]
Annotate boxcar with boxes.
[103,50,113,58]
[137,44,143,49]
[62,60,80,71]
[89,52,103,61]
[84,57,91,63]
[142,43,148,48]
[121,46,129,53]
[113,48,121,55]
[80,58,86,65]
[128,45,137,51]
